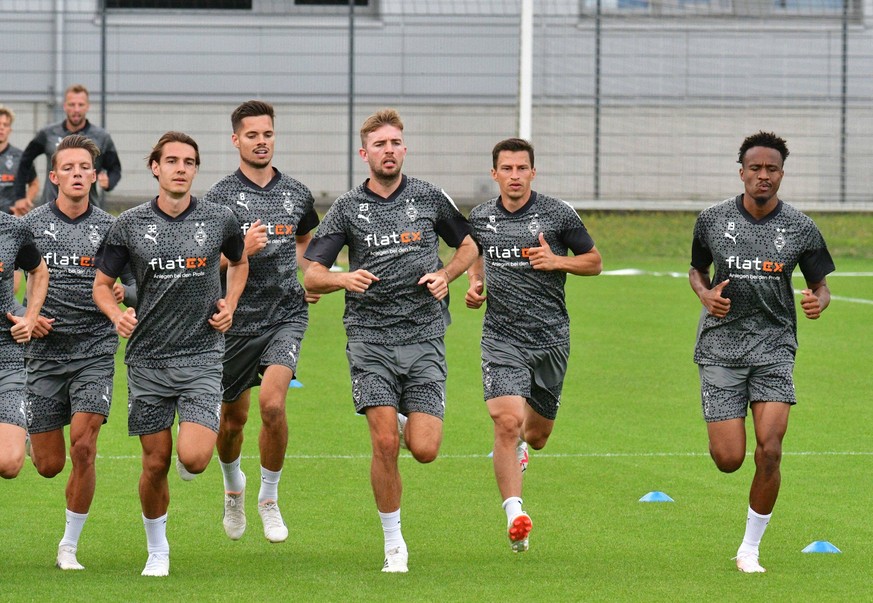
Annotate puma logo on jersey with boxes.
[44,224,58,240]
[724,231,737,244]
[144,225,159,244]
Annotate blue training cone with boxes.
[639,491,674,502]
[802,541,841,553]
[289,379,304,389]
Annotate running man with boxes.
[21,135,134,571]
[12,84,121,214]
[689,131,834,573]
[466,137,601,553]
[0,105,39,214]
[93,131,248,577]
[200,100,320,543]
[304,109,478,573]
[0,207,48,480]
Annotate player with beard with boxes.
[12,84,121,214]
[304,108,478,573]
[689,131,835,573]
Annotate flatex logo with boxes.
[485,245,532,259]
[726,255,784,273]
[364,230,422,247]
[148,256,207,270]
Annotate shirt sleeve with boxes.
[221,212,245,262]
[304,233,346,268]
[560,225,595,255]
[15,242,41,272]
[101,139,123,191]
[297,206,320,237]
[690,216,712,269]
[96,244,130,279]
[434,190,472,248]
[13,136,46,199]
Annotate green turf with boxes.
[3,213,871,602]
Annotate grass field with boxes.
[3,212,871,602]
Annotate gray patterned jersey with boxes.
[203,168,319,335]
[22,202,120,360]
[0,212,41,368]
[97,198,244,368]
[691,195,835,366]
[469,191,595,348]
[305,175,472,345]
[0,144,36,213]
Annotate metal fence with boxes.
[1,0,871,208]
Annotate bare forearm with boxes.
[442,236,479,282]
[224,259,249,310]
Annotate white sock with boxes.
[502,497,524,522]
[220,457,245,493]
[379,509,405,552]
[258,466,281,504]
[59,509,88,549]
[142,513,170,555]
[737,506,772,555]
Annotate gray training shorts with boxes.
[346,339,447,419]
[481,337,568,421]
[26,355,114,434]
[127,364,222,436]
[222,322,305,402]
[0,367,27,429]
[698,363,796,423]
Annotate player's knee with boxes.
[258,401,286,429]
[755,442,782,472]
[492,413,523,440]
[69,438,97,468]
[408,441,440,464]
[526,433,550,451]
[220,407,248,434]
[371,431,400,459]
[142,452,171,478]
[0,456,24,479]
[34,455,65,478]
[710,448,744,473]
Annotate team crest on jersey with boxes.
[486,215,498,233]
[528,214,541,237]
[88,225,101,247]
[237,193,249,211]
[144,224,159,244]
[194,222,207,246]
[44,223,58,240]
[774,227,786,251]
[282,191,294,215]
[405,198,418,222]
[4,155,12,170]
[358,203,371,223]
